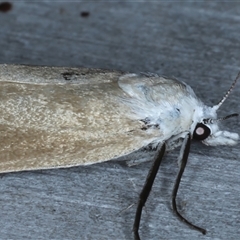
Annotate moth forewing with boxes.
[0,64,160,173]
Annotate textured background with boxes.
[0,1,240,240]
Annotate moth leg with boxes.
[133,143,166,240]
[172,133,207,234]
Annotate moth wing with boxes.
[0,65,162,173]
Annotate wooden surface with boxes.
[0,2,240,240]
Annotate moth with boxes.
[0,64,239,239]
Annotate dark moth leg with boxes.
[133,143,166,240]
[172,133,206,234]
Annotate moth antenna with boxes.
[212,71,240,111]
[215,113,239,122]
[204,113,239,124]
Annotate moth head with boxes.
[193,72,240,146]
[193,114,239,146]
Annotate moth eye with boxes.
[193,123,211,140]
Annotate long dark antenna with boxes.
[213,71,240,111]
[172,133,206,234]
[133,143,166,240]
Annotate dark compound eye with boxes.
[193,123,211,141]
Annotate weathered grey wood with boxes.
[0,1,240,240]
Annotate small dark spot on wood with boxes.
[81,11,90,18]
[62,72,79,81]
[0,2,12,12]
[59,7,65,14]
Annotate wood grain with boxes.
[0,2,240,240]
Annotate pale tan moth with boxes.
[0,64,239,239]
